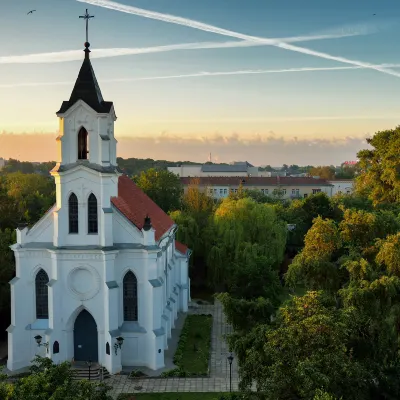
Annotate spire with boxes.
[56,9,113,115]
[143,215,152,231]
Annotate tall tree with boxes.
[309,166,336,180]
[356,125,400,205]
[134,168,183,213]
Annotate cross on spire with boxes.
[79,8,94,53]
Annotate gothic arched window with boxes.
[123,271,138,321]
[88,193,98,234]
[106,342,110,355]
[78,127,89,160]
[53,341,59,354]
[68,193,78,234]
[35,269,49,319]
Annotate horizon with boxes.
[1,0,399,164]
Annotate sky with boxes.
[1,0,400,165]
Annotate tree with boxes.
[181,178,214,230]
[285,217,341,291]
[0,229,15,334]
[0,356,112,399]
[356,125,400,205]
[309,166,336,180]
[2,172,55,225]
[134,168,183,213]
[233,292,369,400]
[207,198,286,290]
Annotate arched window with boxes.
[68,193,78,234]
[123,271,138,321]
[78,127,89,160]
[35,269,49,319]
[106,342,110,355]
[88,194,98,234]
[53,341,59,354]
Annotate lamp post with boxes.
[114,336,124,355]
[227,353,234,392]
[86,359,92,381]
[34,335,49,353]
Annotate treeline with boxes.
[1,157,359,180]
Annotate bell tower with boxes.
[51,9,120,248]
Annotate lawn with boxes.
[178,314,212,374]
[118,393,225,400]
[162,314,213,376]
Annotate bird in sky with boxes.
[27,10,36,15]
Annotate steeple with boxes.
[56,9,113,114]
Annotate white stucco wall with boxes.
[328,180,354,196]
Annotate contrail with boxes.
[0,32,365,65]
[2,64,400,88]
[77,0,400,78]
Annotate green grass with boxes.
[179,314,212,374]
[118,393,225,400]
[162,314,213,377]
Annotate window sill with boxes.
[119,321,147,333]
[26,319,49,331]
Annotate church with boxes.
[6,23,191,374]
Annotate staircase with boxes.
[72,362,110,381]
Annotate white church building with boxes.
[7,38,191,374]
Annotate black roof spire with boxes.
[143,215,152,231]
[56,9,113,115]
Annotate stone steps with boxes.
[72,364,110,381]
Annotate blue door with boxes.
[73,310,98,362]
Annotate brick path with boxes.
[109,300,240,398]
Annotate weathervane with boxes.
[79,9,94,46]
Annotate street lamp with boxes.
[114,336,124,355]
[34,335,49,353]
[86,359,92,381]
[287,224,296,232]
[227,353,234,392]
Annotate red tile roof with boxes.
[180,176,332,186]
[111,175,174,241]
[175,241,189,255]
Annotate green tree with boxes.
[234,292,369,400]
[2,172,55,225]
[356,125,400,205]
[286,217,341,291]
[0,356,112,399]
[134,168,183,213]
[309,166,336,180]
[207,198,286,290]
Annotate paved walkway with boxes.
[109,300,240,398]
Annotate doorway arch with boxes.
[73,309,98,362]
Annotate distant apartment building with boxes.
[0,158,5,169]
[181,176,334,200]
[328,179,354,196]
[169,161,260,177]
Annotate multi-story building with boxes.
[181,176,334,200]
[168,161,259,177]
[327,179,354,196]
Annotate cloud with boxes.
[0,131,370,165]
[78,0,400,78]
[0,31,368,65]
[2,64,400,89]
